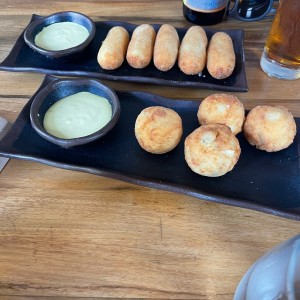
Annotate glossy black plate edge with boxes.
[0,75,298,221]
[0,15,248,92]
[1,149,297,221]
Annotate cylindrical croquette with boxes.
[126,24,156,69]
[153,24,180,72]
[97,26,130,70]
[178,26,208,75]
[206,32,236,80]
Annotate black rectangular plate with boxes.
[0,76,299,220]
[0,15,248,92]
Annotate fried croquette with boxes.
[178,26,208,75]
[153,24,180,72]
[197,93,245,135]
[97,26,130,70]
[184,124,241,177]
[126,24,156,69]
[207,32,236,80]
[135,106,183,154]
[244,105,296,152]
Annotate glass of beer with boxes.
[260,0,300,80]
[234,234,300,299]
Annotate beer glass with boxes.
[234,234,300,300]
[260,0,300,80]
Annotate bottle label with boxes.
[184,0,227,12]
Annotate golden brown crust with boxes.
[197,93,245,135]
[178,26,208,75]
[153,24,180,72]
[97,26,130,70]
[244,105,296,152]
[135,106,183,154]
[207,32,235,80]
[184,124,241,177]
[126,24,156,69]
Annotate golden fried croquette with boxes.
[135,106,183,154]
[197,93,245,135]
[184,124,241,177]
[126,24,156,69]
[207,32,236,79]
[178,26,208,75]
[153,24,180,72]
[244,105,296,152]
[97,26,130,70]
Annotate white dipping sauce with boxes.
[34,21,89,51]
[43,92,112,139]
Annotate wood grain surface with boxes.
[0,1,300,299]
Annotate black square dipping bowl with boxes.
[30,78,121,148]
[23,11,96,59]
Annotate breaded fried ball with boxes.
[184,124,241,177]
[135,106,183,154]
[244,105,296,152]
[197,93,245,135]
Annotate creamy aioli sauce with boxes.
[35,22,89,51]
[43,92,112,139]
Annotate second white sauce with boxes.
[43,92,112,139]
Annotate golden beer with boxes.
[260,0,300,79]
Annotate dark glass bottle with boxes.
[183,0,228,26]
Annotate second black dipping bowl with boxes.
[30,78,121,148]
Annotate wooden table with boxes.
[0,1,299,299]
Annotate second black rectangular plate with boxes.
[0,76,299,220]
[0,15,248,92]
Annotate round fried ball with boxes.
[184,124,241,177]
[135,106,183,154]
[197,93,245,135]
[244,105,296,152]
